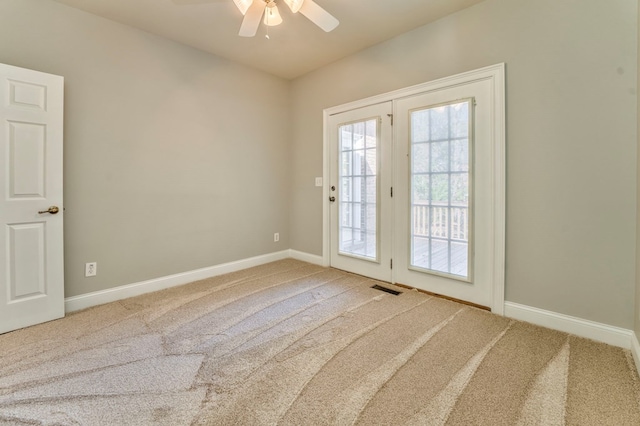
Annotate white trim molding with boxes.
[65,249,640,371]
[288,249,324,266]
[65,250,291,313]
[504,301,634,349]
[62,250,640,378]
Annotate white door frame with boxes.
[322,63,505,314]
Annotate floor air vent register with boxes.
[371,284,402,296]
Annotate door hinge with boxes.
[390,259,393,269]
[387,113,393,125]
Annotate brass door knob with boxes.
[38,206,60,215]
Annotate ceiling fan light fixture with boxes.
[233,0,253,15]
[264,3,283,26]
[284,0,305,13]
[237,0,337,37]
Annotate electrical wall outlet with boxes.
[315,177,323,187]
[274,233,280,242]
[85,262,97,277]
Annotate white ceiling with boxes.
[52,0,485,80]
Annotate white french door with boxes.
[328,102,392,282]
[394,79,495,308]
[0,63,65,334]
[327,65,505,311]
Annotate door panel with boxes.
[394,79,494,307]
[329,102,392,282]
[0,63,64,334]
[9,121,46,197]
[9,223,47,300]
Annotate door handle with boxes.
[329,196,336,202]
[38,206,60,215]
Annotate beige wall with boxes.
[0,0,291,297]
[290,0,638,328]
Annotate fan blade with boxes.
[299,0,339,32]
[239,0,266,37]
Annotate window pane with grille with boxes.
[410,101,472,279]
[339,119,378,260]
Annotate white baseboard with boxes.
[288,249,325,266]
[632,332,640,375]
[65,250,291,313]
[64,252,639,368]
[504,301,633,349]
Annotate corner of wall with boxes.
[635,0,640,361]
[632,331,640,375]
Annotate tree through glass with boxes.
[339,119,378,260]
[410,100,472,279]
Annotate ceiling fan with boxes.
[235,0,339,37]
[173,0,338,37]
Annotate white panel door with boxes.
[394,78,497,308]
[0,63,64,334]
[329,102,393,282]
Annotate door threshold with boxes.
[394,283,490,311]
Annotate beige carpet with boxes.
[1,259,639,425]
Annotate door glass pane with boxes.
[410,100,472,279]
[339,118,378,260]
